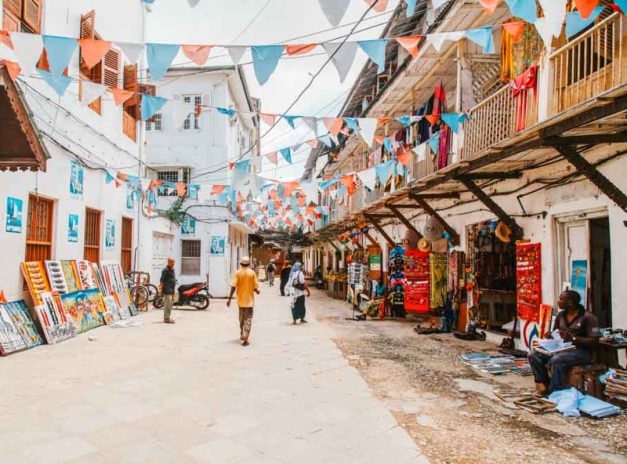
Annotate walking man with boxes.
[266,261,276,287]
[159,257,176,324]
[227,257,260,346]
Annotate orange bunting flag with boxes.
[110,88,134,106]
[1,60,21,80]
[211,185,226,195]
[181,45,213,65]
[0,31,13,49]
[574,0,599,19]
[228,162,235,170]
[425,114,439,126]
[479,0,502,14]
[285,44,317,56]
[260,113,277,126]
[377,117,392,123]
[323,117,344,137]
[297,197,306,207]
[175,182,187,197]
[374,134,385,145]
[282,181,299,197]
[502,21,525,42]
[265,151,279,165]
[0,290,7,304]
[340,175,356,195]
[365,0,388,12]
[117,172,128,181]
[274,200,282,209]
[78,39,112,70]
[395,35,421,58]
[397,147,412,166]
[305,139,319,148]
[114,179,121,188]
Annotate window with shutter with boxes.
[21,0,42,33]
[4,0,22,17]
[103,49,120,88]
[122,64,139,141]
[139,84,157,122]
[2,9,20,32]
[79,11,101,114]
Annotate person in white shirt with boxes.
[289,262,310,324]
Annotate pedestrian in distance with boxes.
[279,261,292,296]
[159,257,176,324]
[289,262,311,324]
[227,256,260,347]
[266,261,276,287]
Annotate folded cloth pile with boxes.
[549,387,621,418]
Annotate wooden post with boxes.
[387,204,423,239]
[365,214,395,247]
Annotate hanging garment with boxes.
[500,27,516,81]
[511,64,538,131]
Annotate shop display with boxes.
[516,243,542,322]
[35,292,77,344]
[404,249,430,314]
[101,262,126,294]
[75,260,97,290]
[113,291,134,319]
[388,246,406,317]
[60,289,106,334]
[0,304,27,355]
[348,263,367,286]
[20,261,51,306]
[430,253,448,310]
[61,260,81,293]
[3,300,43,349]
[103,295,123,321]
[91,263,107,294]
[45,260,69,294]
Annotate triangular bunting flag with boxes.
[429,133,441,154]
[479,0,502,14]
[0,31,13,49]
[285,44,317,56]
[181,44,213,65]
[141,94,168,121]
[323,117,344,137]
[227,46,247,65]
[318,0,350,26]
[503,21,525,42]
[260,113,277,126]
[413,142,428,162]
[168,99,195,129]
[110,87,134,106]
[147,43,180,81]
[441,113,462,133]
[37,70,72,96]
[265,151,279,165]
[504,0,538,24]
[427,31,465,52]
[566,6,603,37]
[574,0,600,19]
[538,0,568,39]
[117,42,145,63]
[397,147,412,166]
[358,39,388,73]
[42,35,77,76]
[303,117,319,135]
[465,27,495,54]
[365,0,388,12]
[280,148,292,164]
[406,0,418,16]
[375,160,394,184]
[80,80,107,106]
[251,45,284,85]
[396,35,421,58]
[78,39,112,70]
[357,118,378,148]
[323,42,358,83]
[11,32,43,76]
[357,168,376,191]
[1,60,21,80]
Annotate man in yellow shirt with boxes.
[227,256,260,346]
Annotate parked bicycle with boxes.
[125,271,159,307]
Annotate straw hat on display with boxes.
[418,238,432,252]
[495,221,512,243]
[423,216,445,241]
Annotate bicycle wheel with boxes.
[130,285,149,307]
[145,284,159,302]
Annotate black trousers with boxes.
[280,278,288,296]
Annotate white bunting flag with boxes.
[538,0,567,39]
[431,0,449,9]
[329,189,338,200]
[300,181,319,204]
[11,32,43,76]
[357,168,377,191]
[318,0,350,26]
[357,118,378,148]
[227,46,247,65]
[427,31,464,52]
[323,42,358,83]
[117,42,145,64]
[533,17,554,50]
[80,81,107,107]
[412,142,428,162]
[303,117,319,135]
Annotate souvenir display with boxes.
[516,243,542,322]
[3,300,43,349]
[61,260,81,293]
[113,291,133,319]
[20,261,51,305]
[101,262,126,294]
[91,263,107,294]
[388,246,406,318]
[430,253,448,310]
[0,304,27,355]
[405,250,430,313]
[35,292,77,344]
[45,260,69,294]
[75,260,97,290]
[60,289,105,334]
[102,295,123,321]
[348,263,367,286]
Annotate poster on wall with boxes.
[516,242,542,323]
[105,219,115,249]
[69,160,84,197]
[369,254,381,272]
[210,236,226,256]
[68,214,79,243]
[570,260,588,308]
[181,217,196,236]
[5,197,23,233]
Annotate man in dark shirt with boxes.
[159,258,176,324]
[528,290,600,395]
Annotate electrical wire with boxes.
[229,0,273,44]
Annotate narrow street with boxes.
[0,287,425,464]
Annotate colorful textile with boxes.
[430,253,448,310]
[511,64,537,131]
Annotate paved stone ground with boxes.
[0,288,426,464]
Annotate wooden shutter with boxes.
[138,84,157,121]
[80,10,96,40]
[22,0,42,33]
[123,64,139,141]
[26,195,54,262]
[103,48,120,88]
[121,217,133,273]
[84,208,101,263]
[2,9,20,32]
[4,0,22,18]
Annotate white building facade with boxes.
[143,67,259,298]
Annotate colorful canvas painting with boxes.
[3,300,43,348]
[61,261,81,293]
[45,260,69,294]
[6,197,23,233]
[68,214,79,243]
[210,236,226,256]
[36,292,77,344]
[103,295,122,322]
[429,253,448,310]
[75,260,97,290]
[570,260,588,309]
[113,291,133,319]
[69,160,84,196]
[0,305,27,355]
[60,289,105,334]
[91,263,106,294]
[21,261,51,306]
[105,219,115,249]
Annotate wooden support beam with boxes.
[364,232,380,248]
[465,172,522,180]
[328,241,341,253]
[547,132,627,146]
[388,204,419,209]
[455,177,524,239]
[409,194,460,245]
[552,144,627,212]
[365,214,395,247]
[410,192,461,199]
[387,204,423,240]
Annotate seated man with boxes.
[528,290,600,396]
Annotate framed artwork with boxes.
[60,289,105,334]
[570,260,588,308]
[3,300,43,349]
[210,236,226,256]
[0,304,27,355]
[68,214,79,243]
[61,261,81,293]
[45,260,69,294]
[5,197,23,233]
[181,217,196,236]
[69,160,84,197]
[35,292,77,344]
[105,219,115,249]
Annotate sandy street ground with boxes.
[315,291,627,464]
[0,288,425,464]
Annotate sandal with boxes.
[164,318,176,324]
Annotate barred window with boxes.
[181,240,201,275]
[146,113,162,131]
[183,95,202,130]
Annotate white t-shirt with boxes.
[290,271,305,298]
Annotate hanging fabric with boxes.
[500,26,515,81]
[510,64,538,131]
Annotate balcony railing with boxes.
[550,12,624,115]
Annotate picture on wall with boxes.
[60,289,105,334]
[181,217,196,236]
[5,197,23,233]
[69,160,84,197]
[68,214,79,243]
[105,219,115,249]
[570,260,588,308]
[210,236,226,256]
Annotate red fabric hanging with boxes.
[511,64,538,132]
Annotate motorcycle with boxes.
[153,282,211,310]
